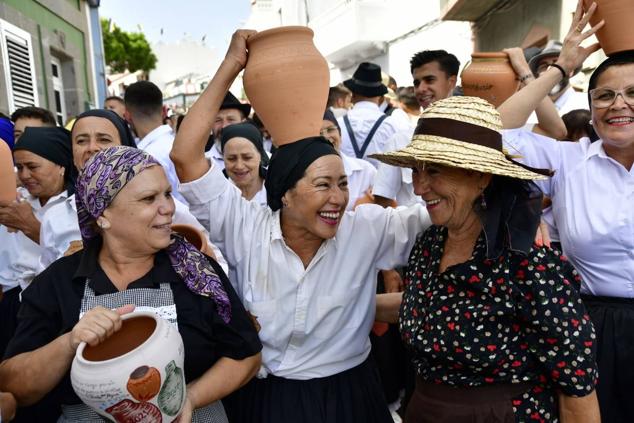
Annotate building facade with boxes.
[0,0,107,124]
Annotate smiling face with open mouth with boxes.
[412,162,491,229]
[101,166,175,254]
[591,63,634,156]
[282,155,349,242]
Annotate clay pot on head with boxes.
[171,224,215,259]
[584,0,634,56]
[0,141,16,206]
[460,52,519,107]
[243,26,330,146]
[71,311,186,421]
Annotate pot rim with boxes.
[247,26,314,45]
[75,311,160,366]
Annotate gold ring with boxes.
[576,25,584,32]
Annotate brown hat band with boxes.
[415,118,503,152]
[414,117,553,177]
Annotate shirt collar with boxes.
[586,138,606,159]
[353,101,380,112]
[341,153,363,173]
[19,187,70,210]
[72,237,176,294]
[137,125,173,150]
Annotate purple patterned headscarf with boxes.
[75,146,231,322]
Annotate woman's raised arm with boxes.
[170,30,256,183]
[498,0,603,128]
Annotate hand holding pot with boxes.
[503,47,534,84]
[556,0,604,76]
[225,29,257,70]
[69,304,135,350]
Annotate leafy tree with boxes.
[101,19,157,73]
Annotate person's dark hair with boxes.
[104,96,125,105]
[410,50,460,77]
[587,50,634,108]
[10,106,56,126]
[124,81,163,118]
[327,85,352,108]
[397,86,419,110]
[561,109,597,141]
[176,114,186,133]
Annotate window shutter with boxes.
[0,19,39,111]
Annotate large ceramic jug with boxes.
[0,141,15,206]
[584,0,634,56]
[243,26,330,146]
[461,52,519,107]
[71,311,186,422]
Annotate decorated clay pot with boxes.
[171,224,215,259]
[0,141,16,206]
[71,311,186,422]
[584,0,634,56]
[461,52,519,107]
[243,26,330,146]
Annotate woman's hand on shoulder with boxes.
[68,304,135,351]
[224,29,257,70]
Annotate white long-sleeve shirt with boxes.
[337,101,409,167]
[180,163,430,379]
[503,129,634,298]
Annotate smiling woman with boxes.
[170,29,432,423]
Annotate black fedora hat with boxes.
[221,91,252,117]
[343,62,388,97]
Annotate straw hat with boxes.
[370,96,549,180]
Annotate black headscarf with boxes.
[71,109,137,147]
[13,126,75,194]
[265,136,339,211]
[221,122,269,179]
[323,109,341,133]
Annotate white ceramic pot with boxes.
[71,311,186,422]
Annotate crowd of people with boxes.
[0,0,632,422]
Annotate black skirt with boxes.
[582,294,634,423]
[223,357,393,423]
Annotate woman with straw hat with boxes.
[371,95,600,422]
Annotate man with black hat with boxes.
[205,91,252,170]
[525,40,588,125]
[337,62,407,168]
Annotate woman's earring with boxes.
[480,193,487,210]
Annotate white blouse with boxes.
[180,163,431,379]
[0,188,71,291]
[504,129,634,298]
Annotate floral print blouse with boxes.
[400,226,597,422]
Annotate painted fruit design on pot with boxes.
[127,365,161,401]
[158,360,184,416]
[106,399,162,423]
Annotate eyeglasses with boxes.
[589,85,634,109]
[320,126,339,136]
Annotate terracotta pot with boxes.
[243,26,330,146]
[584,0,634,56]
[171,224,215,258]
[0,141,15,206]
[461,52,519,107]
[71,312,186,421]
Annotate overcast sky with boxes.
[99,0,251,50]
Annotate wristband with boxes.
[548,63,568,80]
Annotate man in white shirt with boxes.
[124,81,186,203]
[204,91,251,171]
[327,84,352,119]
[374,50,460,207]
[525,41,589,125]
[337,62,406,167]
